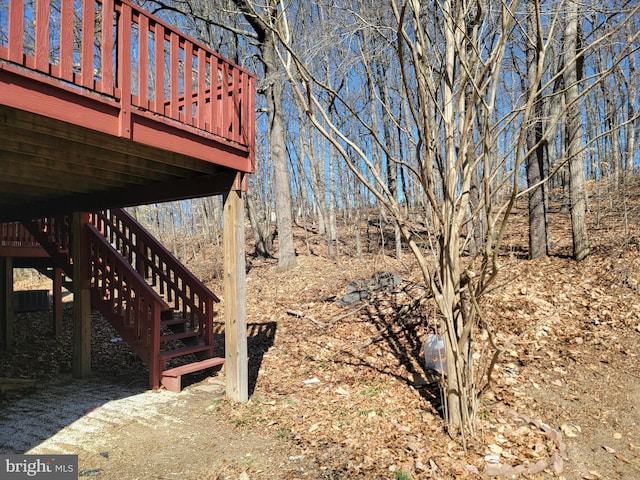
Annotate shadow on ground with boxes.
[213,321,277,396]
[0,374,148,454]
[330,284,445,416]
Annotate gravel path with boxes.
[0,375,184,455]
[0,376,298,479]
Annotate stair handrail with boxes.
[91,208,219,343]
[24,210,218,333]
[21,215,74,275]
[20,211,219,388]
[86,221,166,387]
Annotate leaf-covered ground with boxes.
[214,190,640,479]
[1,187,639,479]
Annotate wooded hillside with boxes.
[130,0,640,437]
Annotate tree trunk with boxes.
[525,0,549,259]
[598,58,622,185]
[245,190,271,257]
[327,138,338,258]
[441,0,465,432]
[565,0,590,261]
[625,31,636,173]
[264,40,297,269]
[233,0,297,270]
[306,127,328,235]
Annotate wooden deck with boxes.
[0,0,255,222]
[0,0,252,400]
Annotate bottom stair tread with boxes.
[161,357,225,392]
[163,357,225,378]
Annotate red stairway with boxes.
[21,209,224,391]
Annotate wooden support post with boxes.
[52,267,64,337]
[223,176,248,402]
[0,257,14,351]
[72,212,91,378]
[149,302,161,390]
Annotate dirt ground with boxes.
[1,196,639,479]
[1,373,308,478]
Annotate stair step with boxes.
[159,344,211,362]
[163,357,225,378]
[160,331,199,343]
[161,317,189,327]
[161,357,225,392]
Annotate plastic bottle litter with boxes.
[423,334,446,374]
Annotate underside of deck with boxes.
[0,102,242,222]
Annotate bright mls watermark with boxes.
[0,455,77,479]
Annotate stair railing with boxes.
[1,222,39,247]
[21,214,168,387]
[90,208,219,350]
[86,222,165,387]
[20,210,219,387]
[23,215,74,274]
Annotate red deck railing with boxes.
[0,222,39,247]
[0,0,255,159]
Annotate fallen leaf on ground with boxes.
[560,423,581,437]
[615,453,631,464]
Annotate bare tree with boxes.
[525,0,549,259]
[262,0,639,439]
[564,0,590,261]
[230,0,297,269]
[623,37,637,173]
[268,0,525,437]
